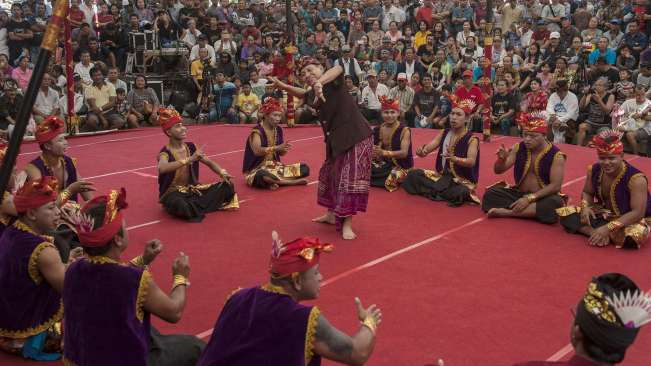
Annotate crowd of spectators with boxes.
[1,0,651,154]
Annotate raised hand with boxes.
[68,180,96,196]
[277,141,292,154]
[496,144,510,161]
[355,297,382,327]
[172,251,190,278]
[143,239,164,265]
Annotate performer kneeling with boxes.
[557,130,651,249]
[63,188,205,365]
[242,97,310,189]
[157,108,238,222]
[403,98,480,206]
[197,231,381,366]
[482,112,566,224]
[370,96,413,192]
[0,178,80,360]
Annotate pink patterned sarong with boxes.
[317,136,373,229]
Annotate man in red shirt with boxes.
[415,0,434,28]
[455,70,490,141]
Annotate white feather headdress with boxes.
[606,290,651,329]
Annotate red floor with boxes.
[2,125,650,366]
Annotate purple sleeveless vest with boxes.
[242,125,284,173]
[435,129,480,184]
[590,162,651,217]
[372,124,414,169]
[63,257,150,366]
[30,155,79,201]
[514,142,563,188]
[158,142,199,197]
[198,286,321,366]
[0,221,62,338]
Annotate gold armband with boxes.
[179,158,189,165]
[58,189,71,205]
[172,274,190,290]
[129,255,145,268]
[360,316,378,335]
[606,220,624,232]
[525,193,537,203]
[580,199,591,209]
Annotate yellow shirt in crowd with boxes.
[237,93,260,114]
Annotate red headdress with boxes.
[590,129,624,155]
[451,98,477,116]
[13,176,59,213]
[269,231,334,276]
[379,95,400,111]
[260,97,284,115]
[74,188,128,247]
[517,111,548,134]
[159,108,183,132]
[35,116,65,144]
[297,56,321,72]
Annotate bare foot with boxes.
[486,208,512,218]
[269,184,280,190]
[342,217,356,240]
[312,212,335,225]
[295,178,309,185]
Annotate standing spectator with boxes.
[33,74,60,122]
[127,74,160,127]
[210,71,238,123]
[388,73,414,123]
[7,3,33,65]
[412,74,440,128]
[541,0,565,33]
[236,82,260,124]
[85,67,124,131]
[360,69,389,124]
[11,55,31,92]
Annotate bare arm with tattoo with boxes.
[313,298,381,366]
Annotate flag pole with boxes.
[0,0,68,201]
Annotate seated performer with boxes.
[557,130,651,249]
[514,273,651,366]
[482,112,566,223]
[24,116,95,260]
[157,108,238,222]
[197,231,382,365]
[0,177,80,360]
[370,96,413,192]
[63,188,205,365]
[242,97,310,189]
[403,98,480,206]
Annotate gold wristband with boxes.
[180,158,189,165]
[580,199,591,209]
[265,147,274,155]
[360,316,377,335]
[606,220,624,232]
[172,274,190,290]
[59,189,71,205]
[525,193,537,203]
[129,255,145,268]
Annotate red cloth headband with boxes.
[260,97,284,114]
[591,130,624,155]
[77,188,128,247]
[451,98,477,116]
[517,111,548,134]
[35,116,65,144]
[269,234,334,276]
[159,108,183,132]
[14,176,59,213]
[379,96,400,111]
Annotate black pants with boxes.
[370,161,393,188]
[558,212,639,249]
[481,186,563,224]
[403,170,472,207]
[250,164,310,189]
[161,182,235,222]
[148,327,205,366]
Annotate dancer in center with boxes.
[271,58,373,240]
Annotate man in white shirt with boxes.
[79,0,97,31]
[59,74,87,118]
[518,18,534,50]
[382,0,406,30]
[546,79,578,144]
[540,0,565,33]
[105,67,128,92]
[213,30,238,58]
[388,73,414,122]
[360,69,389,124]
[190,34,216,65]
[620,85,651,156]
[73,50,94,86]
[33,74,60,121]
[334,45,363,85]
